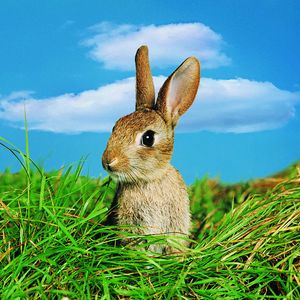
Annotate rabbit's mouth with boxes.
[106,169,133,183]
[102,158,140,183]
[108,170,138,184]
[106,166,148,184]
[107,165,170,185]
[107,171,123,182]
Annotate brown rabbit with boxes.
[102,45,200,253]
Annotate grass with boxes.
[0,137,300,299]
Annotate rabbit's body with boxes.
[116,164,190,237]
[102,46,200,253]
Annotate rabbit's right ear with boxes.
[156,57,200,127]
[135,45,155,111]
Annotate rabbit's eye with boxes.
[141,130,155,147]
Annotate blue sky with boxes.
[1,1,300,183]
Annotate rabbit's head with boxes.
[102,46,200,183]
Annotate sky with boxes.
[0,0,300,183]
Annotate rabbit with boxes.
[102,45,200,253]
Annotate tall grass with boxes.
[0,137,300,299]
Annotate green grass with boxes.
[1,138,300,299]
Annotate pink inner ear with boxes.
[157,56,199,125]
[167,69,187,114]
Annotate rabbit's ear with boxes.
[135,45,155,111]
[156,57,200,127]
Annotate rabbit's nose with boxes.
[102,157,118,172]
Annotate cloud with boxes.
[1,90,34,101]
[0,77,298,134]
[0,78,138,133]
[82,22,231,70]
[181,78,299,133]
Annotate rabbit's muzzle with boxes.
[102,158,118,172]
[102,150,118,172]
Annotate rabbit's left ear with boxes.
[156,57,200,127]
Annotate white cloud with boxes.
[82,22,231,70]
[0,78,298,134]
[0,78,137,133]
[1,90,34,101]
[180,78,299,133]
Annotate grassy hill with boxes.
[0,158,300,299]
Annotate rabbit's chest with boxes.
[116,173,189,235]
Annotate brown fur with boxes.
[102,46,200,253]
[135,46,155,110]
